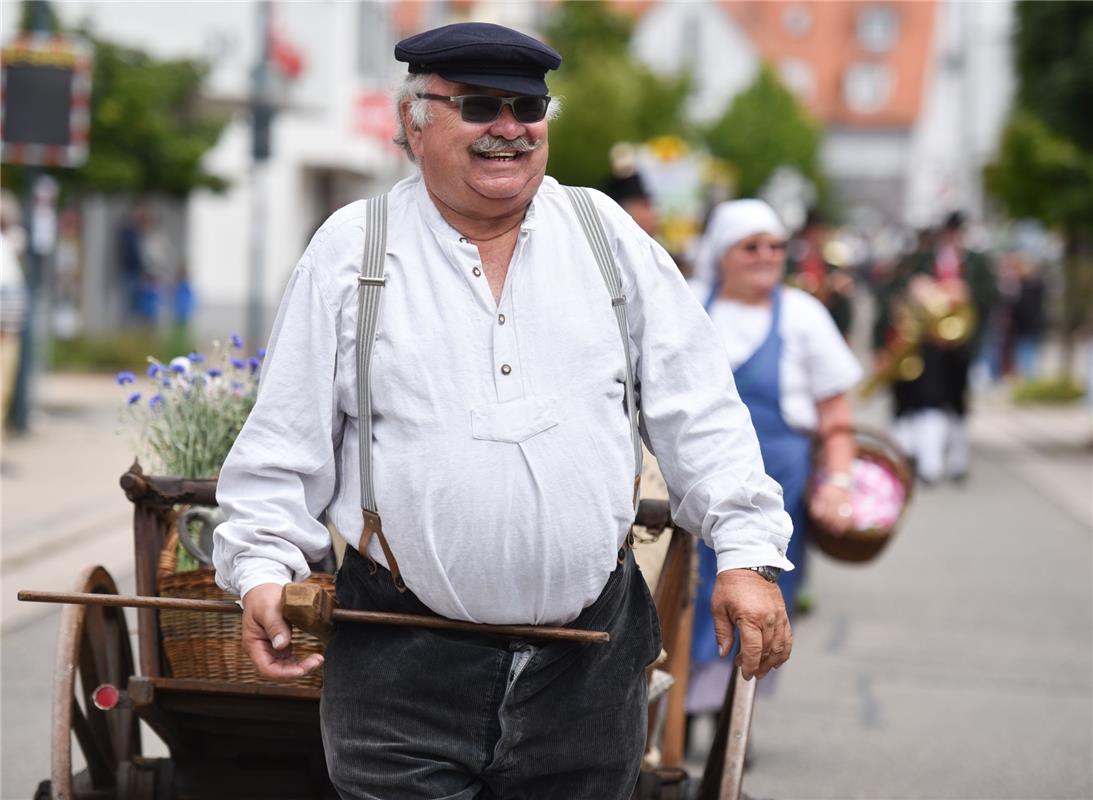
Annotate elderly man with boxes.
[215,22,793,800]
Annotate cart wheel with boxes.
[50,566,141,800]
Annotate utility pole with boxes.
[246,1,274,352]
[6,0,54,433]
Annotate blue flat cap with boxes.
[395,22,561,96]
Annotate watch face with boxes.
[758,566,782,583]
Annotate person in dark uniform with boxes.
[872,211,997,484]
[786,209,854,336]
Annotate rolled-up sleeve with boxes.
[213,264,342,599]
[597,195,795,574]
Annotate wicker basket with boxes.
[157,526,334,689]
[808,426,915,563]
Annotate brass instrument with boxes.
[860,277,977,398]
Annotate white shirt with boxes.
[701,286,862,430]
[214,175,793,625]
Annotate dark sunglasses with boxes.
[416,93,551,124]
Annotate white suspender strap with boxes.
[355,193,405,590]
[563,186,643,505]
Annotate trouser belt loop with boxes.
[360,509,407,592]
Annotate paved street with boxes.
[2,370,1091,799]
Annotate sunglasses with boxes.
[739,240,787,254]
[416,93,551,124]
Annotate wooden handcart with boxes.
[26,465,759,800]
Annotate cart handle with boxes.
[16,588,609,644]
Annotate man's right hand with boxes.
[241,582,324,680]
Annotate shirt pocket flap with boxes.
[470,396,559,444]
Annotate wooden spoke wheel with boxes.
[49,566,141,800]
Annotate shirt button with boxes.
[472,266,482,277]
[498,313,506,325]
[500,364,512,375]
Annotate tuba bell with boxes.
[860,276,976,398]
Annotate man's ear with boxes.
[401,101,425,160]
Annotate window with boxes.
[843,62,893,113]
[782,3,813,38]
[857,6,899,53]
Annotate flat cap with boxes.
[395,22,561,96]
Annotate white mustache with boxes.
[470,135,542,154]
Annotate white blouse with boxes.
[698,285,862,430]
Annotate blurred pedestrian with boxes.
[872,212,997,484]
[605,166,659,238]
[687,199,861,717]
[785,209,854,336]
[1009,257,1047,381]
[1,190,27,417]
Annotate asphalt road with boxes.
[2,373,1090,799]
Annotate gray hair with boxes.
[392,74,563,162]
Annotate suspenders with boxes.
[355,187,642,588]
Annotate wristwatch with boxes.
[743,565,782,583]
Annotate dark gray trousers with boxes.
[321,546,661,800]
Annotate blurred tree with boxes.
[702,63,825,202]
[1014,1,1093,153]
[984,2,1093,378]
[2,33,228,197]
[544,1,691,188]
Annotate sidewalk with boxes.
[1,371,138,633]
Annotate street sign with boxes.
[1,33,92,167]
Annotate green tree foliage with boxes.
[2,32,228,197]
[544,1,690,188]
[984,111,1093,231]
[1014,1,1093,152]
[702,63,824,200]
[984,2,1093,366]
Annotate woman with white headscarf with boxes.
[687,200,862,713]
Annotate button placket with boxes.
[492,297,521,402]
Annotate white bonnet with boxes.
[691,199,786,285]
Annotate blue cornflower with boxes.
[247,356,261,372]
[207,368,223,378]
[149,395,164,410]
[171,363,187,374]
[147,363,161,378]
[128,392,142,405]
[116,371,136,386]
[230,357,245,370]
[162,379,172,389]
[230,333,244,349]
[256,348,267,359]
[188,352,206,364]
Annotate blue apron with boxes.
[691,287,810,669]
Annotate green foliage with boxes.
[51,330,194,372]
[544,1,691,188]
[1,25,228,197]
[984,111,1093,232]
[703,63,824,199]
[1015,1,1093,152]
[1011,378,1086,406]
[985,2,1093,354]
[545,0,633,68]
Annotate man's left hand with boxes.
[710,569,792,680]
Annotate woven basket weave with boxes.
[157,527,334,689]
